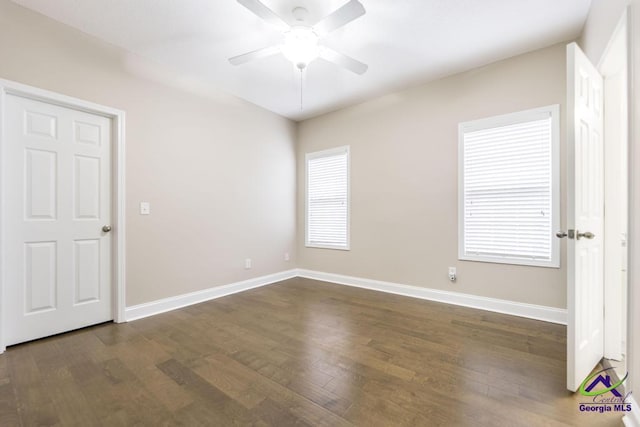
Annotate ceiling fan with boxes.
[229,0,368,75]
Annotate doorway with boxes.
[599,13,629,380]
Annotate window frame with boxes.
[458,105,561,268]
[305,145,351,251]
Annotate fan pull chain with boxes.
[300,67,304,110]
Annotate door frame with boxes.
[0,79,126,352]
[597,10,630,363]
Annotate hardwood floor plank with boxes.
[204,352,353,426]
[40,366,100,426]
[191,353,267,410]
[157,358,262,425]
[0,382,20,427]
[9,350,60,426]
[253,398,312,427]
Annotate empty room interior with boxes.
[0,0,639,426]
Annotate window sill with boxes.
[306,244,350,251]
[459,254,560,269]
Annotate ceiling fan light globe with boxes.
[281,26,320,67]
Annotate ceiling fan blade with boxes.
[320,47,368,75]
[237,0,289,29]
[229,45,281,65]
[313,0,365,35]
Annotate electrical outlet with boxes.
[245,258,252,269]
[448,267,457,282]
[284,252,290,261]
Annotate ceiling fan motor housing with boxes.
[292,6,309,22]
[281,26,320,67]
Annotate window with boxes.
[306,146,350,250]
[458,105,560,267]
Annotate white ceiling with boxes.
[11,0,592,121]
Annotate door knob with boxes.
[556,230,576,239]
[102,225,112,233]
[576,230,594,240]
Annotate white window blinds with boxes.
[459,106,559,267]
[306,147,349,250]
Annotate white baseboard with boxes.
[623,395,640,427]
[125,269,298,321]
[296,269,567,325]
[125,268,566,325]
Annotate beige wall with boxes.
[297,44,567,309]
[0,0,297,306]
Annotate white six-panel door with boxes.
[566,42,605,391]
[4,94,113,346]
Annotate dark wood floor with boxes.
[0,278,622,426]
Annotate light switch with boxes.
[140,202,151,215]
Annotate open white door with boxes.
[564,42,605,391]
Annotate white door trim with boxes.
[0,79,126,352]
